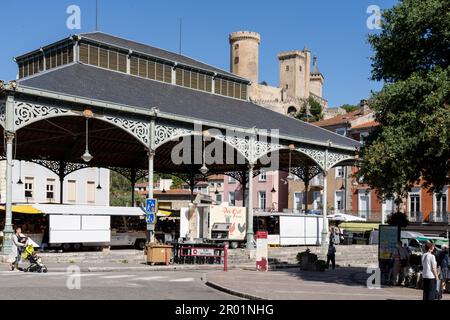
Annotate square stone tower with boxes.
[278,48,311,100]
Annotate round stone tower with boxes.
[229,31,261,83]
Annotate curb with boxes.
[205,281,266,301]
[202,273,266,300]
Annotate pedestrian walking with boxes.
[422,242,439,300]
[438,245,449,293]
[327,242,336,270]
[391,241,402,286]
[9,227,26,271]
[399,243,410,285]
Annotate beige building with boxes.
[229,31,329,117]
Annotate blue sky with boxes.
[0,0,397,107]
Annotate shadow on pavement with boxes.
[280,266,370,287]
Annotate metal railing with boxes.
[428,211,448,223]
[408,212,423,223]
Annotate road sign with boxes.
[146,212,156,224]
[146,199,157,214]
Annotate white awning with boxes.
[31,204,146,217]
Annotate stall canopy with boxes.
[0,204,146,217]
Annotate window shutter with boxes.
[99,48,108,68]
[62,47,69,65]
[198,73,205,91]
[118,53,127,73]
[234,83,241,99]
[183,69,191,88]
[130,56,138,75]
[19,63,24,78]
[89,46,99,66]
[109,50,118,71]
[51,50,57,69]
[147,60,155,80]
[214,78,221,94]
[79,43,89,64]
[241,85,247,100]
[138,58,147,78]
[68,46,74,63]
[221,79,227,96]
[176,68,183,86]
[206,76,212,92]
[191,71,198,89]
[164,64,172,83]
[228,80,234,98]
[156,63,164,81]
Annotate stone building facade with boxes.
[229,31,330,117]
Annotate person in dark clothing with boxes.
[327,242,336,270]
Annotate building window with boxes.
[286,65,290,71]
[258,191,267,210]
[229,192,236,206]
[335,167,344,179]
[46,179,55,201]
[285,84,289,90]
[335,191,345,212]
[299,66,302,72]
[25,178,34,200]
[234,44,239,50]
[68,180,77,203]
[409,191,421,219]
[228,176,236,184]
[259,171,267,182]
[87,181,96,203]
[336,128,347,136]
[234,57,239,64]
[216,194,222,204]
[294,193,303,212]
[434,188,448,218]
[358,190,370,219]
[313,191,322,210]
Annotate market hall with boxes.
[0,32,360,254]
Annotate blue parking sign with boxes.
[146,213,156,224]
[146,199,157,214]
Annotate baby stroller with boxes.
[21,244,48,273]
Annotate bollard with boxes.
[224,244,228,272]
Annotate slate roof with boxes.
[80,32,245,81]
[18,63,361,150]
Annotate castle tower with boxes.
[310,54,324,98]
[278,47,311,99]
[229,31,261,83]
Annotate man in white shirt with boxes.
[422,242,439,300]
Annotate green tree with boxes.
[296,97,323,122]
[339,104,359,113]
[358,0,450,207]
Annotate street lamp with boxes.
[81,118,93,163]
[287,144,296,181]
[96,168,102,190]
[199,132,209,175]
[17,161,23,185]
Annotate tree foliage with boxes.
[296,97,323,122]
[359,0,450,204]
[339,104,359,113]
[369,0,450,83]
[387,212,409,228]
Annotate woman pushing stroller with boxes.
[9,227,27,271]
